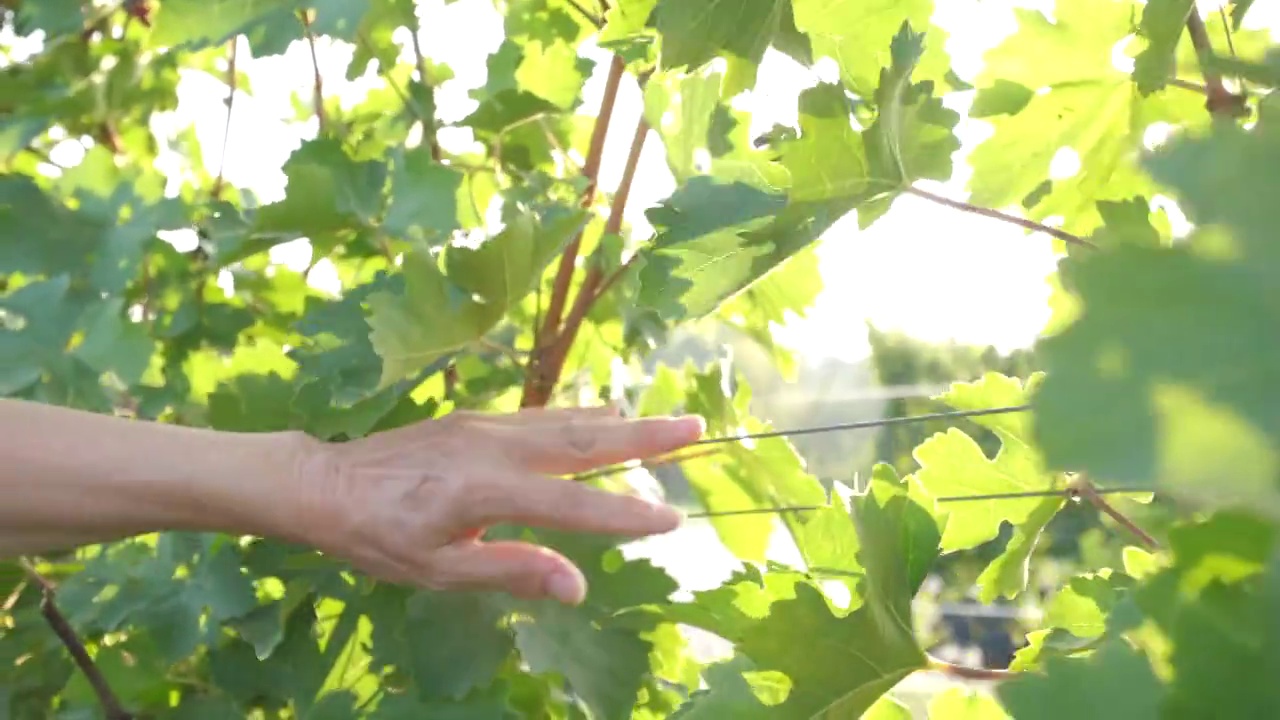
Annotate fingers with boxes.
[428,540,588,604]
[445,470,684,539]
[508,414,706,474]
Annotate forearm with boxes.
[0,398,314,558]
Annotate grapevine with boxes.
[2,0,1279,719]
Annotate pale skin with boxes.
[0,398,705,605]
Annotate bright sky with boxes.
[23,1,1280,363]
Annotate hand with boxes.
[293,406,704,605]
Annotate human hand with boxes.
[292,406,704,605]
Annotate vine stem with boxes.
[540,115,650,394]
[299,10,326,130]
[1072,477,1161,550]
[905,186,1094,249]
[524,54,627,407]
[18,559,134,720]
[407,14,442,161]
[211,39,238,201]
[927,655,1017,682]
[1184,10,1243,116]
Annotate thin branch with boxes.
[1185,10,1246,116]
[19,559,134,720]
[211,39,238,201]
[407,16,442,161]
[537,115,650,401]
[1072,477,1161,550]
[1217,4,1237,57]
[524,54,627,407]
[1168,76,1210,94]
[928,655,1017,682]
[906,186,1095,249]
[299,10,326,130]
[565,0,604,28]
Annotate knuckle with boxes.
[560,421,598,459]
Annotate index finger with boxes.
[505,414,706,475]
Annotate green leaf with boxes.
[1130,515,1280,718]
[512,600,653,720]
[778,83,878,203]
[1133,0,1195,95]
[366,207,584,387]
[975,495,1065,603]
[651,0,784,92]
[676,363,830,563]
[997,639,1164,720]
[366,587,514,701]
[791,0,951,98]
[675,472,936,718]
[1034,122,1280,516]
[255,138,388,239]
[14,0,87,40]
[927,688,1011,719]
[911,429,1055,553]
[151,0,294,50]
[965,0,1204,236]
[863,21,962,192]
[642,67,724,182]
[635,177,788,323]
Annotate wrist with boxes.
[197,429,327,543]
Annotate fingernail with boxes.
[547,568,586,605]
[647,500,685,530]
[667,415,706,440]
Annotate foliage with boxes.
[2,0,1280,719]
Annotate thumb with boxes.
[429,540,588,605]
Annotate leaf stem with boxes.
[524,54,627,407]
[211,39,238,201]
[927,655,1017,681]
[905,186,1095,248]
[19,559,134,720]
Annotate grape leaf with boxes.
[965,0,1204,236]
[675,363,829,563]
[863,21,962,191]
[366,207,584,387]
[643,67,724,182]
[927,688,1011,719]
[255,138,388,240]
[975,495,1066,603]
[635,177,788,323]
[791,0,951,99]
[13,0,86,39]
[911,425,1056,553]
[512,600,653,720]
[150,0,294,50]
[1133,0,1195,95]
[997,639,1163,719]
[366,586,513,701]
[864,695,913,720]
[651,0,782,90]
[778,82,881,203]
[1131,515,1280,718]
[674,474,936,717]
[1033,122,1280,516]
